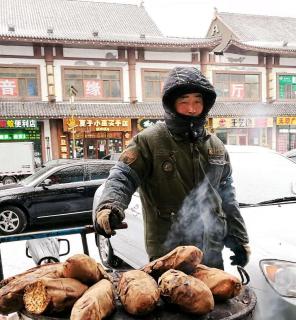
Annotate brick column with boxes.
[44,46,56,102]
[200,49,209,75]
[266,55,273,103]
[127,48,137,103]
[49,119,60,159]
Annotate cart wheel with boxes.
[0,206,27,235]
[97,235,123,268]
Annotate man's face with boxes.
[174,93,204,116]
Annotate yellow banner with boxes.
[277,117,296,126]
[63,118,131,132]
[213,117,273,129]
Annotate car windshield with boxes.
[230,149,296,204]
[20,166,52,185]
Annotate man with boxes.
[93,66,250,269]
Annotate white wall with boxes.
[279,57,296,66]
[0,57,48,101]
[216,53,258,64]
[145,51,192,62]
[63,48,118,59]
[42,120,52,162]
[0,45,33,56]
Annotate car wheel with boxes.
[0,206,27,235]
[97,235,123,268]
[2,176,17,185]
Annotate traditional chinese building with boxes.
[0,0,220,162]
[206,10,296,152]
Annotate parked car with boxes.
[35,158,82,171]
[102,152,121,161]
[0,159,116,235]
[95,145,296,320]
[283,148,296,162]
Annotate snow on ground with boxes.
[1,233,101,279]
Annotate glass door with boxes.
[85,139,97,159]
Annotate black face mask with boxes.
[164,110,207,142]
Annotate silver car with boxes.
[94,145,296,320]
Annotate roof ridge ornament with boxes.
[47,26,54,35]
[8,24,15,32]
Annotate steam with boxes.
[164,179,226,268]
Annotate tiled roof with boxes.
[217,12,296,43]
[1,101,296,119]
[224,39,296,56]
[0,102,164,119]
[210,102,296,117]
[0,0,219,48]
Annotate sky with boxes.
[84,0,296,38]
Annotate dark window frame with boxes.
[62,66,123,101]
[0,65,41,101]
[213,71,261,101]
[142,68,169,101]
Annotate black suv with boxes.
[0,159,116,235]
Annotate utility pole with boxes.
[69,85,78,159]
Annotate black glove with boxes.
[96,208,127,238]
[225,236,251,267]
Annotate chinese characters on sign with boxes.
[279,75,296,99]
[0,79,18,96]
[230,84,244,99]
[63,118,131,132]
[277,117,296,125]
[0,119,37,129]
[83,80,103,97]
[213,117,273,129]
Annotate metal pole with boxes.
[0,246,3,280]
[70,95,76,159]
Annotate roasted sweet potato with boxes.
[23,277,88,315]
[158,269,214,315]
[191,264,242,300]
[0,263,64,315]
[118,270,160,315]
[62,254,108,285]
[70,279,115,320]
[141,246,203,279]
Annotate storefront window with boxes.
[214,72,260,101]
[64,68,121,100]
[143,70,169,100]
[277,127,296,153]
[278,75,296,99]
[0,67,39,99]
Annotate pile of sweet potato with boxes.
[0,246,243,319]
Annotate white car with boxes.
[94,145,296,320]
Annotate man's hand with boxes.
[96,208,127,238]
[224,236,251,267]
[229,243,251,267]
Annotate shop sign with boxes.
[279,75,296,99]
[213,117,273,129]
[63,118,131,132]
[137,118,164,131]
[277,116,296,125]
[0,119,37,129]
[0,130,40,141]
[0,78,18,96]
